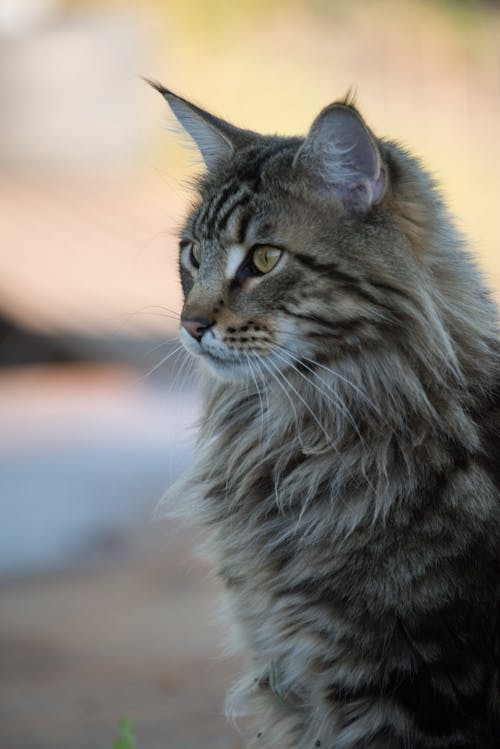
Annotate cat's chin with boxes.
[201,352,254,382]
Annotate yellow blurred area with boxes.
[144,0,500,289]
[3,0,498,335]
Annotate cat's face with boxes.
[177,145,325,380]
[152,84,417,382]
[178,147,365,381]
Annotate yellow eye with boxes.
[190,241,201,268]
[251,246,282,274]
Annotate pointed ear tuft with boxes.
[340,86,359,109]
[295,103,386,213]
[145,79,254,172]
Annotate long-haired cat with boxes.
[150,81,500,748]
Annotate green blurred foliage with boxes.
[112,719,137,749]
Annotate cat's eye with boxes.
[190,241,201,269]
[251,246,282,274]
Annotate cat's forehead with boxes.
[195,191,274,244]
[185,139,303,247]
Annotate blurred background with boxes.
[0,0,499,747]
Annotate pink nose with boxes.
[181,319,210,341]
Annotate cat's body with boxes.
[151,82,500,748]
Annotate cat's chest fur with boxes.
[198,374,486,622]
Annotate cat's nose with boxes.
[181,318,212,341]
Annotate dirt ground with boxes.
[0,525,244,749]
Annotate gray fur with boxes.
[154,86,500,748]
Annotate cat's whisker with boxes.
[273,333,381,417]
[201,382,259,448]
[202,404,243,446]
[245,353,266,445]
[114,305,181,334]
[141,337,181,361]
[270,346,365,446]
[137,310,181,322]
[256,355,272,431]
[270,353,343,455]
[256,353,306,456]
[169,345,196,397]
[140,303,181,317]
[133,342,185,384]
[265,357,336,453]
[246,362,297,513]
[143,341,198,429]
[299,352,382,418]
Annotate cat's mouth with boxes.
[180,324,274,381]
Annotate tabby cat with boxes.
[150,81,500,748]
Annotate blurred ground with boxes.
[0,351,242,748]
[0,526,243,749]
[0,359,232,748]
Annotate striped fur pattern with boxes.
[153,84,500,748]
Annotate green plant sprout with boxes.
[112,719,137,749]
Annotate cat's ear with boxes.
[146,80,253,171]
[295,103,386,213]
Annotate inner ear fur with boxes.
[295,103,387,213]
[146,80,256,171]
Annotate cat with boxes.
[149,80,500,748]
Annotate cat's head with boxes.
[152,83,436,383]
